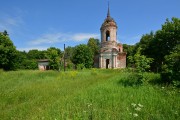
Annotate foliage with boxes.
[134,48,153,73]
[46,47,60,70]
[128,48,154,85]
[136,31,154,56]
[46,47,61,70]
[87,38,100,56]
[161,44,180,87]
[123,44,136,67]
[128,47,153,73]
[137,17,180,72]
[22,59,38,70]
[66,60,74,70]
[65,46,74,60]
[0,32,18,70]
[72,44,93,68]
[28,49,41,59]
[77,63,85,70]
[64,46,75,70]
[0,70,179,119]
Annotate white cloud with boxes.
[72,33,99,41]
[29,32,100,45]
[17,46,48,52]
[0,15,23,33]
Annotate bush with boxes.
[119,73,142,87]
[77,63,85,70]
[161,45,180,87]
[119,72,161,87]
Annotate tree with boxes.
[137,17,180,72]
[27,49,41,59]
[134,48,154,73]
[15,50,38,70]
[87,38,100,56]
[137,32,154,56]
[123,44,136,67]
[38,50,48,59]
[65,46,74,60]
[46,47,61,70]
[21,59,38,70]
[47,47,63,58]
[161,44,180,87]
[3,30,8,36]
[16,51,28,69]
[151,18,180,72]
[128,47,154,85]
[72,44,93,68]
[64,46,75,70]
[0,32,17,70]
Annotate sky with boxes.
[0,0,180,51]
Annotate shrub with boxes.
[161,45,180,87]
[77,63,85,70]
[119,73,142,87]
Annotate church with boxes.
[97,5,126,69]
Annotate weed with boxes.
[0,70,179,120]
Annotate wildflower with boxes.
[87,103,92,107]
[133,113,138,117]
[138,103,143,108]
[131,103,136,107]
[135,107,141,111]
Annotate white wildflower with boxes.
[87,103,92,107]
[135,107,141,111]
[131,103,136,107]
[138,103,143,108]
[133,113,138,117]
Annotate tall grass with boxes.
[0,69,179,120]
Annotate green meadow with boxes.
[0,69,179,120]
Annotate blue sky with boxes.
[0,0,179,51]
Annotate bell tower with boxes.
[100,3,117,48]
[98,3,126,69]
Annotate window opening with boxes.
[106,31,110,41]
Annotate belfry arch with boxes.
[106,30,110,41]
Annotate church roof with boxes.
[101,3,117,29]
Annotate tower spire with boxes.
[107,1,110,18]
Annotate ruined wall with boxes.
[117,52,126,68]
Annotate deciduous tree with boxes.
[87,38,100,56]
[72,44,93,68]
[46,47,61,70]
[0,32,17,70]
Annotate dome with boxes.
[101,17,117,29]
[100,6,117,30]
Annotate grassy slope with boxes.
[0,70,179,120]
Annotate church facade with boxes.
[98,6,126,69]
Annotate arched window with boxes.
[106,31,110,41]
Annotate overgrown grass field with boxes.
[0,69,179,120]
